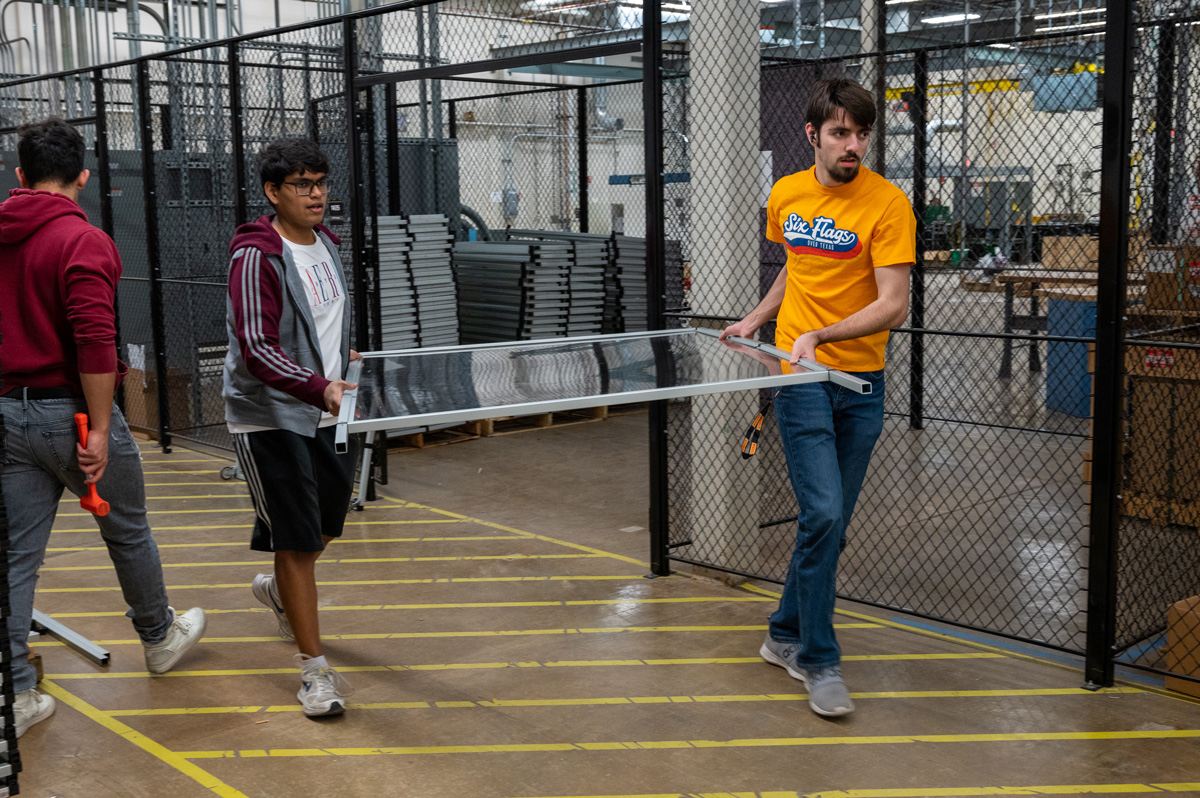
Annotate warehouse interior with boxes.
[1,0,1200,795]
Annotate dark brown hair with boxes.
[17,117,85,186]
[806,78,877,134]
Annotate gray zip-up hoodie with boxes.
[222,215,352,436]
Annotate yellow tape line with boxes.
[807,787,1200,798]
[45,652,1005,680]
[103,686,1143,717]
[38,680,249,797]
[57,504,404,517]
[44,596,776,618]
[46,535,530,552]
[382,496,649,568]
[37,575,646,593]
[33,624,786,647]
[177,728,1200,759]
[40,553,606,571]
[142,482,243,486]
[51,519,468,533]
[506,786,1200,798]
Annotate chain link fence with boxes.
[0,0,1196,696]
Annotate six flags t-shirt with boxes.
[766,165,916,373]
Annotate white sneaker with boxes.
[295,654,354,717]
[144,607,207,674]
[13,687,55,737]
[252,573,294,641]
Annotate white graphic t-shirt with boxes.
[228,234,346,434]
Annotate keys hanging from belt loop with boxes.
[740,389,780,460]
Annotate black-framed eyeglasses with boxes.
[280,178,329,196]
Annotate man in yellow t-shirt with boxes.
[722,77,915,718]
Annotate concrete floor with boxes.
[19,412,1200,797]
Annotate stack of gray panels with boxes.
[375,214,459,350]
[567,240,607,335]
[454,240,572,343]
[376,216,419,350]
[611,234,648,332]
[406,214,459,347]
[664,237,685,315]
[504,230,607,336]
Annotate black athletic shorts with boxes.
[233,426,359,552]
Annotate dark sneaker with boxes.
[800,666,855,717]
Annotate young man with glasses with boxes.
[0,118,207,737]
[223,138,361,717]
[722,78,915,717]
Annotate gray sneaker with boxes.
[760,635,854,717]
[759,635,805,680]
[799,666,855,717]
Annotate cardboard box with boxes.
[121,367,192,434]
[1125,338,1200,382]
[1041,235,1099,271]
[1183,247,1200,312]
[1125,379,1175,497]
[1145,244,1182,311]
[1165,596,1200,699]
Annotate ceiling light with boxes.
[1035,7,1105,19]
[920,12,980,23]
[988,43,1015,48]
[1035,19,1106,31]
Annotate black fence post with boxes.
[230,43,248,227]
[643,0,669,577]
[343,17,370,351]
[136,60,171,453]
[1150,22,1176,247]
[909,52,927,431]
[1085,0,1136,689]
[873,0,886,176]
[578,86,589,233]
[94,68,122,415]
[386,82,401,216]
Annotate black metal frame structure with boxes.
[0,0,1194,708]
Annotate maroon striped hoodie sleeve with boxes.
[228,246,330,409]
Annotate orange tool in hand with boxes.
[74,413,110,516]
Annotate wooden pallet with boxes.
[386,405,637,452]
[1123,491,1200,529]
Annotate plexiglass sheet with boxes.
[339,330,840,439]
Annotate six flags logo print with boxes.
[782,213,862,259]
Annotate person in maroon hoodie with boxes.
[0,118,207,738]
[223,138,359,717]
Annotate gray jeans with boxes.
[1,396,172,692]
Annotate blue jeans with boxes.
[768,370,885,669]
[1,396,173,692]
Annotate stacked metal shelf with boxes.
[375,214,459,350]
[454,240,573,343]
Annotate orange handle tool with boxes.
[74,413,110,517]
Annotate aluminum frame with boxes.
[334,327,868,453]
